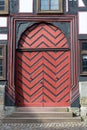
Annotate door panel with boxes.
[16,52,43,106]
[56,51,70,106]
[30,52,43,106]
[43,51,56,106]
[16,52,31,106]
[43,51,70,106]
[16,51,70,107]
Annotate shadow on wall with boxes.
[5,85,15,106]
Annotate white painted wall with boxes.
[19,0,33,13]
[78,0,85,7]
[66,0,68,12]
[0,34,7,40]
[79,82,87,97]
[0,17,7,27]
[79,12,87,34]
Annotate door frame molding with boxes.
[7,15,79,107]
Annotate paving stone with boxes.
[0,123,87,130]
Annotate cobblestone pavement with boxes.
[0,122,87,130]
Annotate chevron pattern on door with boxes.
[16,51,70,107]
[16,23,70,107]
[43,51,70,107]
[18,23,69,49]
[16,52,43,106]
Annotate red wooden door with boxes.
[16,50,70,107]
[15,23,70,107]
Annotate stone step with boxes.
[2,107,81,123]
[16,107,69,112]
[2,117,81,123]
[9,112,73,118]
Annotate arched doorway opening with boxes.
[15,22,71,107]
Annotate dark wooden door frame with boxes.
[7,15,79,107]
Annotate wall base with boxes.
[69,107,80,116]
[0,85,5,111]
[79,82,87,117]
[4,107,16,116]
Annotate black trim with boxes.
[79,40,87,75]
[78,8,87,11]
[78,35,87,40]
[16,48,70,52]
[83,0,87,6]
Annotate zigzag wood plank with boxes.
[19,23,68,49]
[16,23,70,107]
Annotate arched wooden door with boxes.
[15,23,71,107]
